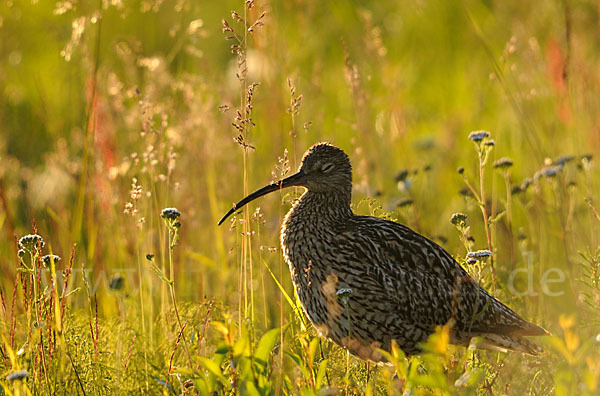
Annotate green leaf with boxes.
[243,380,261,396]
[285,351,311,380]
[233,329,250,358]
[192,378,210,395]
[196,356,227,385]
[315,359,328,389]
[172,367,196,376]
[307,337,319,367]
[255,328,280,366]
[262,258,306,325]
[150,263,172,284]
[215,342,229,355]
[454,369,484,387]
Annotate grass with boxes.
[1,0,600,394]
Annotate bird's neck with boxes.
[292,190,353,224]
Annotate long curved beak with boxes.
[218,170,306,226]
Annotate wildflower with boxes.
[521,177,533,191]
[484,139,495,146]
[395,169,409,182]
[18,234,44,252]
[540,165,562,178]
[146,253,155,261]
[511,185,523,195]
[466,258,477,265]
[468,130,490,142]
[450,213,468,227]
[109,276,124,290]
[553,155,574,166]
[493,157,513,169]
[396,198,414,208]
[17,249,26,258]
[466,250,492,259]
[579,154,593,172]
[336,288,353,296]
[336,288,353,306]
[457,167,464,174]
[7,370,29,381]
[160,207,181,220]
[41,255,61,267]
[459,188,474,198]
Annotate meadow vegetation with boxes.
[0,0,599,394]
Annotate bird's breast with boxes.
[280,206,341,321]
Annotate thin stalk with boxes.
[238,0,255,331]
[478,153,497,292]
[149,167,168,325]
[503,172,515,265]
[167,228,193,367]
[31,251,51,393]
[258,225,268,327]
[136,241,150,392]
[278,210,285,396]
[344,349,350,396]
[245,2,255,328]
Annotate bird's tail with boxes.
[471,333,543,355]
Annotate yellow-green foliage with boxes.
[0,0,599,394]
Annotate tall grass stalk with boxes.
[135,241,150,392]
[164,212,193,367]
[463,132,498,292]
[223,0,265,330]
[477,147,497,291]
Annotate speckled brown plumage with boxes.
[219,142,548,361]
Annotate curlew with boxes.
[219,142,547,361]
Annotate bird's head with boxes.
[297,142,352,193]
[218,142,352,225]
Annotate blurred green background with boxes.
[1,0,599,394]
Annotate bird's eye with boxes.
[321,163,334,173]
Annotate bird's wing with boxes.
[335,215,545,337]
